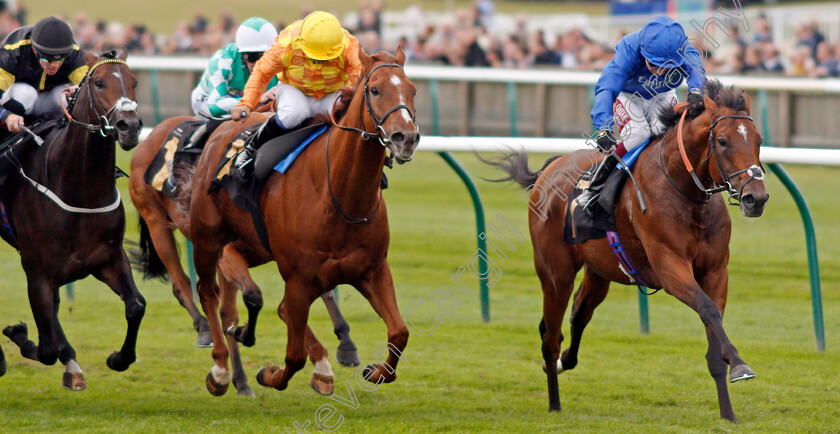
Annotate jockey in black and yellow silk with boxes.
[0,16,89,134]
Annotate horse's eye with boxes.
[94,80,105,89]
[717,137,727,146]
[370,86,379,96]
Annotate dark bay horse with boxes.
[185,48,418,396]
[490,80,768,422]
[0,50,145,390]
[129,115,362,397]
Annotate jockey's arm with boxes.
[681,42,706,94]
[344,35,364,84]
[591,40,634,131]
[238,44,285,114]
[206,60,239,118]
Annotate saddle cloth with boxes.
[142,120,205,199]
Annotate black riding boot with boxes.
[575,154,619,215]
[234,117,285,179]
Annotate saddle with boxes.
[564,138,650,244]
[0,119,59,186]
[209,121,328,252]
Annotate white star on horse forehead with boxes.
[737,123,748,141]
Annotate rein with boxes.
[662,101,764,205]
[324,62,414,224]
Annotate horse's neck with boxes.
[43,102,117,205]
[326,96,386,216]
[658,125,715,203]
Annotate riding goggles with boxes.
[242,52,264,63]
[35,49,71,63]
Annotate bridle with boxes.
[329,62,418,148]
[662,102,765,205]
[61,57,138,138]
[325,62,418,224]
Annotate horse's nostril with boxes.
[390,132,406,144]
[116,120,129,132]
[741,194,755,207]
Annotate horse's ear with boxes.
[83,51,98,67]
[703,95,718,113]
[394,45,406,66]
[741,90,751,114]
[117,47,128,61]
[358,48,373,71]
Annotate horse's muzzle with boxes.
[739,192,769,217]
[389,130,419,164]
[116,115,143,150]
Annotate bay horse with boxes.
[184,48,418,396]
[0,50,145,390]
[129,115,362,397]
[489,80,768,422]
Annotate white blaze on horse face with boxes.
[390,74,413,123]
[737,123,748,142]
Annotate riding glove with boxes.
[595,129,617,153]
[687,90,705,115]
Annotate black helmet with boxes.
[31,17,75,60]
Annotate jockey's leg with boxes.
[0,83,37,117]
[32,85,70,120]
[234,83,311,176]
[646,89,678,137]
[576,92,650,213]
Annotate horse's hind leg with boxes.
[560,267,610,372]
[321,290,360,367]
[94,250,147,373]
[216,268,253,397]
[217,246,262,348]
[147,217,211,347]
[0,344,6,377]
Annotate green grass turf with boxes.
[0,149,838,432]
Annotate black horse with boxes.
[0,50,145,390]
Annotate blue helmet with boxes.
[640,16,688,67]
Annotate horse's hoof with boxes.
[62,372,87,391]
[205,372,229,396]
[549,404,562,413]
[106,351,133,372]
[310,373,335,395]
[236,385,255,397]
[3,322,27,341]
[336,347,360,367]
[362,364,396,384]
[256,364,281,388]
[729,364,756,383]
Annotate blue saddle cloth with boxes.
[616,137,650,171]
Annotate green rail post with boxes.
[429,79,490,322]
[758,90,825,352]
[507,82,518,137]
[149,69,162,125]
[186,239,197,297]
[65,283,74,302]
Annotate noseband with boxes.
[331,63,418,147]
[666,103,765,205]
[62,57,138,138]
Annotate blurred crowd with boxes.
[1,0,839,78]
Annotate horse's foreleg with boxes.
[560,268,610,372]
[256,278,312,392]
[216,268,253,397]
[193,239,230,396]
[218,246,263,348]
[537,265,575,412]
[0,344,6,377]
[94,250,146,373]
[146,217,210,347]
[698,268,741,423]
[352,262,408,385]
[321,290,360,367]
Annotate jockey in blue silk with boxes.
[576,16,707,214]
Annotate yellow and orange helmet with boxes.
[298,11,347,60]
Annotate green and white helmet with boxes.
[236,17,277,53]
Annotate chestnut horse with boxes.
[489,80,768,422]
[129,115,362,396]
[0,50,144,390]
[185,48,418,396]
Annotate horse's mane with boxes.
[655,78,748,137]
[322,51,402,125]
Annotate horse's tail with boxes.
[130,215,169,281]
[476,151,561,189]
[174,165,195,220]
